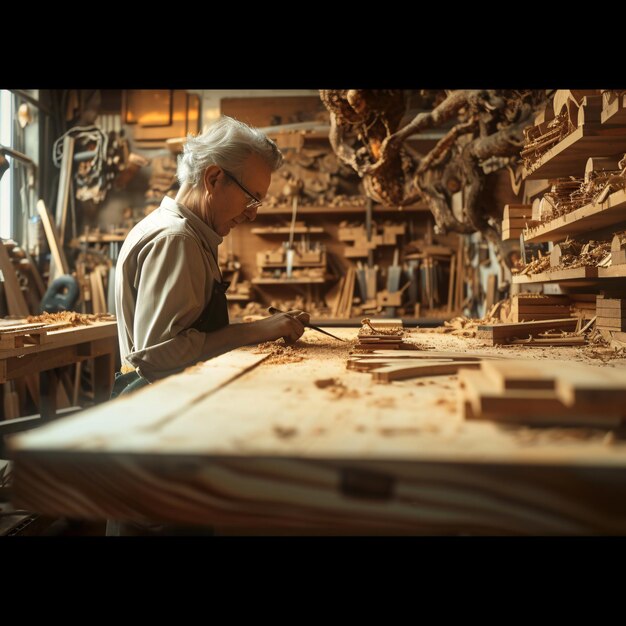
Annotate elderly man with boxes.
[113,116,308,396]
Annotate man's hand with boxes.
[285,309,311,327]
[254,310,307,344]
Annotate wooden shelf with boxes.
[251,227,324,235]
[252,277,327,285]
[257,203,429,215]
[522,124,626,180]
[74,234,127,243]
[259,262,325,268]
[226,294,252,302]
[512,266,598,284]
[524,188,626,243]
[598,264,626,278]
[513,263,626,285]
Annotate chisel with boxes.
[268,306,346,342]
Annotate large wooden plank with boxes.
[371,361,480,382]
[8,350,269,452]
[8,327,626,535]
[478,318,577,340]
[37,200,69,280]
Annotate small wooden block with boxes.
[372,360,480,382]
[347,357,454,372]
[479,360,557,391]
[556,365,626,409]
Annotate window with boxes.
[0,89,13,238]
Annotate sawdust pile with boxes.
[25,311,116,326]
[581,328,626,361]
[255,339,304,364]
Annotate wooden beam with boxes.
[37,199,70,282]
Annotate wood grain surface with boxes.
[8,328,626,534]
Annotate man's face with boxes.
[212,153,271,237]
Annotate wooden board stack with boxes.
[459,359,626,427]
[596,295,626,332]
[476,318,579,346]
[354,318,415,351]
[511,294,571,322]
[501,204,537,241]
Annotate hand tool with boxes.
[268,306,346,342]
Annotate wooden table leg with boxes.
[93,352,114,404]
[40,369,58,420]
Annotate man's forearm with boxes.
[200,321,264,360]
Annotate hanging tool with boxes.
[268,306,346,342]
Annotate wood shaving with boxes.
[412,316,499,338]
[315,378,339,389]
[359,318,404,336]
[273,425,298,439]
[316,378,360,400]
[254,339,305,364]
[25,311,115,326]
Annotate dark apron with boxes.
[111,278,230,399]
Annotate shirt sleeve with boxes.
[125,233,214,382]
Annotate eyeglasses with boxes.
[222,170,262,211]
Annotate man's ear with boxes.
[203,165,221,192]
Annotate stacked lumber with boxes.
[476,318,579,346]
[569,294,597,320]
[511,294,571,323]
[596,295,626,332]
[501,204,537,241]
[459,359,626,427]
[329,266,356,318]
[354,318,414,351]
[75,251,112,314]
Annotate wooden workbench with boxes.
[7,326,626,535]
[0,320,118,419]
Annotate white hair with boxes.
[177,115,283,187]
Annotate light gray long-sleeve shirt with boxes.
[114,196,224,382]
